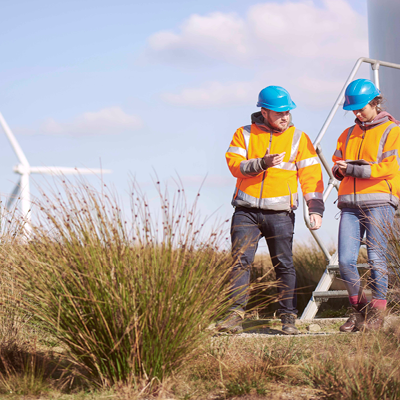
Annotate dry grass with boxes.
[0,327,399,399]
[0,180,399,398]
[168,328,400,400]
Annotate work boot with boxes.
[339,306,365,333]
[216,310,244,334]
[359,306,385,332]
[281,313,299,335]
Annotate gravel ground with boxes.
[212,315,400,338]
[211,317,347,337]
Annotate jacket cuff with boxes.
[239,158,266,176]
[260,158,268,170]
[332,165,344,181]
[307,199,325,216]
[345,163,371,179]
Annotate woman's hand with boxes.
[336,160,348,176]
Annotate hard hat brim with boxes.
[343,101,370,111]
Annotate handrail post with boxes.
[372,62,380,89]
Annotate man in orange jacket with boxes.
[219,86,324,334]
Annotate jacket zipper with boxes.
[234,179,243,199]
[385,179,392,203]
[354,131,366,204]
[288,184,293,209]
[259,133,273,207]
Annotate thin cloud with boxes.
[161,81,256,107]
[147,12,248,64]
[160,74,349,109]
[39,107,143,136]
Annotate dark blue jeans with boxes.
[230,207,297,315]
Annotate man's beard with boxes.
[265,118,288,133]
[270,121,288,132]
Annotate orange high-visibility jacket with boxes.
[332,118,400,209]
[226,113,324,214]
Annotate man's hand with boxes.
[336,160,348,176]
[262,148,286,168]
[309,214,322,230]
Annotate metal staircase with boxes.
[300,57,400,320]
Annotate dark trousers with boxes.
[230,206,297,315]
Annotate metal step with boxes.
[312,289,372,302]
[312,290,348,300]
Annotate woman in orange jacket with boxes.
[332,78,400,332]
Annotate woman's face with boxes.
[352,103,378,123]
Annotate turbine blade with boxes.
[0,113,30,167]
[6,178,22,209]
[29,166,112,175]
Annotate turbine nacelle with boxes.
[13,164,30,175]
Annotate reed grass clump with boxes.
[1,179,232,388]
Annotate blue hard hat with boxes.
[343,79,381,111]
[256,86,296,112]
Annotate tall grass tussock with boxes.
[0,179,233,388]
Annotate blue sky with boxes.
[0,0,371,249]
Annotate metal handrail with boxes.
[303,57,400,257]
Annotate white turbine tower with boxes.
[0,112,111,232]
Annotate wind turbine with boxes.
[0,112,111,232]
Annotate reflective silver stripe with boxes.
[288,128,302,162]
[304,192,323,201]
[380,148,400,170]
[377,123,397,162]
[338,193,399,206]
[260,192,298,209]
[296,157,319,169]
[344,125,355,159]
[226,146,247,157]
[242,125,251,159]
[233,190,298,210]
[333,149,343,158]
[271,162,297,171]
[381,149,397,159]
